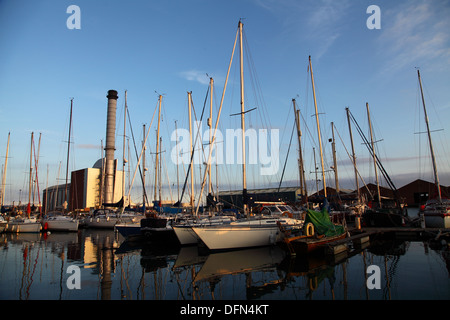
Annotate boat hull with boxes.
[283,232,347,254]
[42,218,79,232]
[6,221,42,233]
[424,212,450,228]
[192,225,281,251]
[422,199,450,228]
[115,223,142,240]
[173,225,199,245]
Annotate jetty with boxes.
[284,226,450,258]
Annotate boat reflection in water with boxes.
[1,229,450,300]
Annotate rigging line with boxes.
[176,87,209,205]
[348,110,398,196]
[124,98,159,209]
[278,121,296,192]
[126,108,149,206]
[334,124,374,199]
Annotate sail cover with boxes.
[305,200,345,237]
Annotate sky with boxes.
[1,0,450,206]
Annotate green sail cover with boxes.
[305,205,345,237]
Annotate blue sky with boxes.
[1,0,450,205]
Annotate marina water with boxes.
[1,211,449,300]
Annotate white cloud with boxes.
[179,70,211,85]
[378,2,450,74]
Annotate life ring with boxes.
[304,223,314,237]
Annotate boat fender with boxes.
[44,222,48,231]
[304,223,314,237]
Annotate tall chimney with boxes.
[104,89,118,206]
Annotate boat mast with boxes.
[331,122,340,194]
[366,102,382,208]
[346,107,360,203]
[208,77,214,197]
[292,99,307,200]
[1,132,10,209]
[142,124,146,211]
[64,98,73,212]
[175,120,180,202]
[122,91,127,209]
[309,56,327,198]
[194,22,238,217]
[188,91,195,211]
[239,20,248,214]
[154,95,162,205]
[28,132,34,218]
[417,70,442,201]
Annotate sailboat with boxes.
[41,99,79,232]
[279,56,347,255]
[417,70,450,228]
[6,132,41,233]
[347,103,408,227]
[191,21,303,251]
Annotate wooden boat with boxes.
[281,229,347,255]
[279,199,347,255]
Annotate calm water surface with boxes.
[1,225,449,300]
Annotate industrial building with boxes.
[43,159,124,212]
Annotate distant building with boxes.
[397,179,449,207]
[43,159,124,213]
[218,187,301,210]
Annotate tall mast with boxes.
[239,20,248,214]
[366,102,381,207]
[208,77,214,196]
[1,132,10,208]
[142,124,146,210]
[418,70,442,201]
[346,107,360,203]
[122,91,127,208]
[293,99,307,199]
[331,122,340,194]
[188,92,195,211]
[154,95,162,203]
[309,56,327,198]
[64,98,73,211]
[28,132,34,218]
[194,22,238,216]
[175,120,180,202]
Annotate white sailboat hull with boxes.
[192,224,280,250]
[192,217,302,250]
[6,219,42,233]
[42,217,79,232]
[173,216,235,245]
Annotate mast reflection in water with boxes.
[0,228,449,300]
